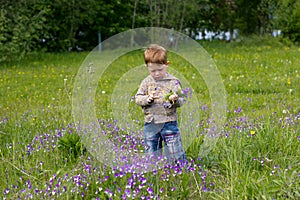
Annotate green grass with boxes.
[0,41,299,199]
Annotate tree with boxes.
[256,0,279,36]
[0,0,48,62]
[1,0,299,62]
[211,0,238,41]
[276,0,300,43]
[41,0,100,51]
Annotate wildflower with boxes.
[105,188,113,197]
[234,106,242,113]
[166,87,190,100]
[63,186,67,192]
[287,77,291,85]
[26,179,32,189]
[147,187,154,195]
[34,188,39,194]
[140,177,147,184]
[250,130,256,135]
[125,188,131,197]
[175,80,181,85]
[159,188,164,193]
[3,188,10,195]
[201,104,208,111]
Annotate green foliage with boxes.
[43,0,100,51]
[0,0,48,62]
[212,114,300,199]
[276,0,300,44]
[58,133,86,162]
[1,0,300,63]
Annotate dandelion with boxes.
[250,130,256,135]
[287,77,291,85]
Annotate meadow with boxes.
[0,40,299,199]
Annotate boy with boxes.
[135,44,187,164]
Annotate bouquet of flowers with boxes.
[163,88,192,108]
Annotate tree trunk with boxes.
[156,0,160,27]
[149,0,153,27]
[162,0,168,27]
[131,0,138,47]
[175,1,186,48]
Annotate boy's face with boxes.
[147,63,168,80]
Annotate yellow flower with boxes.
[250,130,256,135]
[287,77,291,85]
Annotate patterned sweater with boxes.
[135,73,184,123]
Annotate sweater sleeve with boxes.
[135,79,151,106]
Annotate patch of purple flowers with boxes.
[2,107,299,199]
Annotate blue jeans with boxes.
[144,121,187,163]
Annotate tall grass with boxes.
[0,41,299,199]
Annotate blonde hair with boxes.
[144,44,168,65]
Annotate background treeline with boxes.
[0,0,299,62]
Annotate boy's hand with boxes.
[147,91,159,103]
[168,93,178,102]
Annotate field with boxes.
[1,40,299,199]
